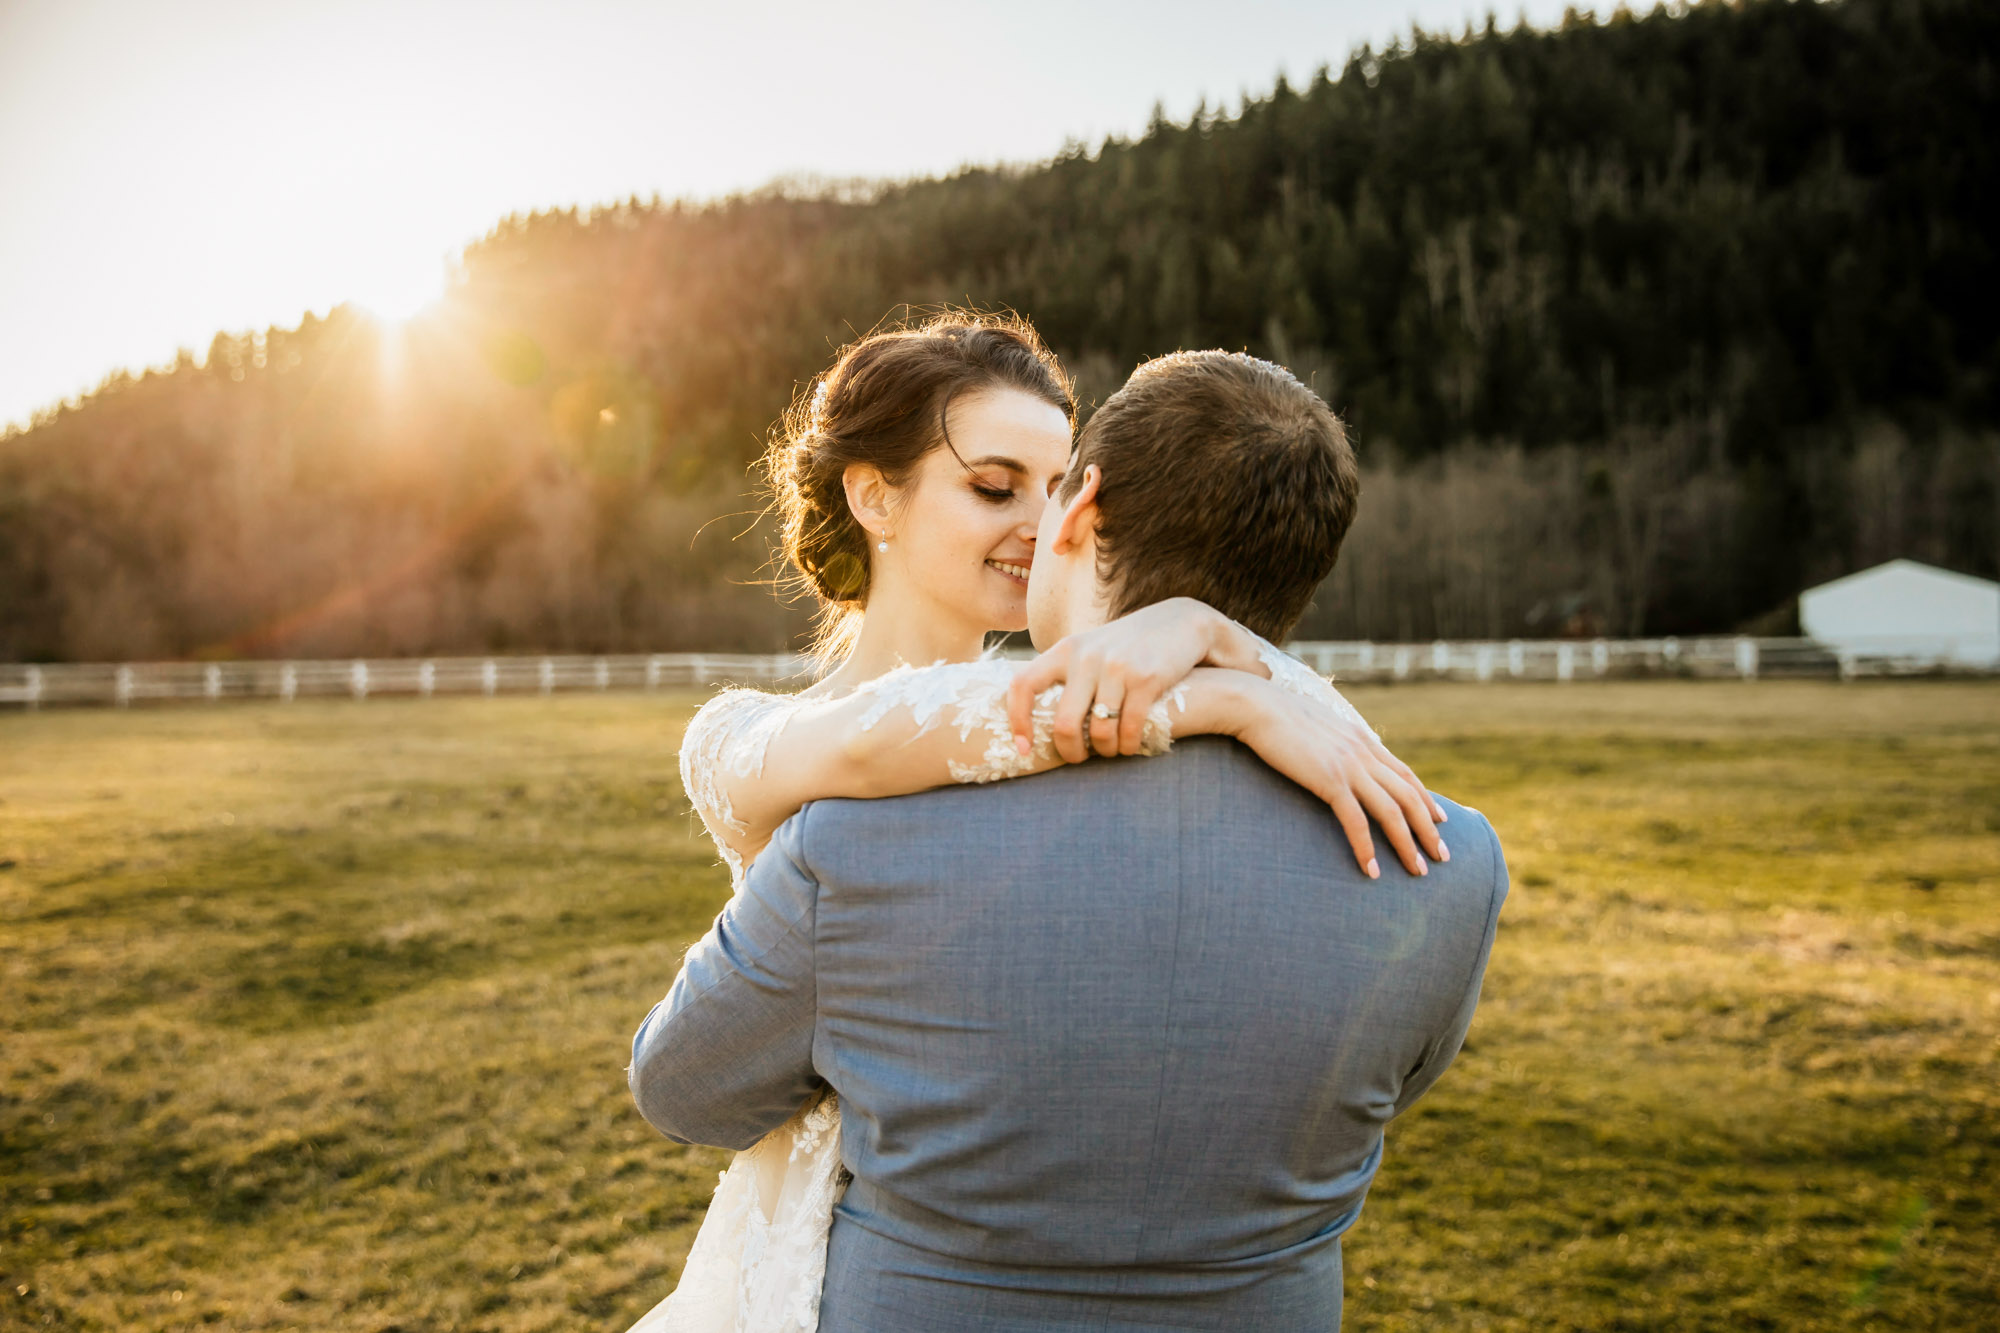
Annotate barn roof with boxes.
[1802,558,1998,600]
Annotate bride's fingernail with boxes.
[1365,858,1380,880]
[1438,841,1450,862]
[1015,735,1031,755]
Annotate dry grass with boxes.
[2,682,1995,1331]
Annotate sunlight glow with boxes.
[1,0,1602,429]
[349,251,449,325]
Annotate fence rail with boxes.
[0,638,1989,711]
[0,652,811,710]
[1277,635,1976,682]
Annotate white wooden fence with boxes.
[0,637,1985,710]
[1282,636,1865,682]
[0,652,811,710]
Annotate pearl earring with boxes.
[877,531,890,553]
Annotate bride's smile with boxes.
[985,557,1031,587]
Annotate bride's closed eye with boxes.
[971,481,1015,503]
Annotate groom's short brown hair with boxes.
[1058,351,1359,642]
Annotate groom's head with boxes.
[1026,351,1359,647]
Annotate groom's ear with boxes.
[1050,464,1102,556]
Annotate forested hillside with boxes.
[4,0,1994,661]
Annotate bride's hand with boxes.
[1217,673,1446,880]
[1006,598,1261,763]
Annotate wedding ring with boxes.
[1091,703,1121,721]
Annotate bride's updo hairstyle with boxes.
[766,311,1074,653]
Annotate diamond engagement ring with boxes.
[1091,703,1121,721]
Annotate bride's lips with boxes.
[986,558,1031,587]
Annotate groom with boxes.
[632,351,1508,1330]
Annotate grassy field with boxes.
[2,682,1995,1331]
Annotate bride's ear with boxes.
[842,463,895,542]
[1050,464,1102,555]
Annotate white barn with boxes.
[1800,559,2000,667]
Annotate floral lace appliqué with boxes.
[628,1089,846,1333]
[1251,634,1379,743]
[847,658,1179,784]
[678,689,807,887]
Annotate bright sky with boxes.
[0,0,1595,431]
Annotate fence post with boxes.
[1475,644,1495,682]
[115,665,133,708]
[280,663,297,701]
[1507,640,1525,677]
[1557,643,1575,682]
[646,656,663,690]
[204,663,221,702]
[1592,639,1610,676]
[1393,647,1412,681]
[1431,641,1450,675]
[1359,642,1375,674]
[1735,637,1759,680]
[538,658,554,695]
[482,660,497,696]
[690,653,710,686]
[25,666,41,711]
[419,661,435,697]
[350,660,369,700]
[594,658,610,691]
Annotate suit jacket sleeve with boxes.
[1393,815,1509,1117]
[628,809,825,1149]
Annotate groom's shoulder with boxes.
[1164,739,1509,921]
[1429,793,1508,915]
[792,736,1483,852]
[779,739,1230,875]
[786,739,1504,913]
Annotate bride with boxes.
[630,312,1446,1332]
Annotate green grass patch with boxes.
[2,683,1995,1330]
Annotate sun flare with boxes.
[349,250,448,324]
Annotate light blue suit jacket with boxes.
[632,738,1507,1331]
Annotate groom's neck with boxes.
[1055,581,1118,642]
[1030,528,1118,646]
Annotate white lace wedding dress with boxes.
[628,645,1371,1333]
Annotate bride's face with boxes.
[880,387,1073,638]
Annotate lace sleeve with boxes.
[847,657,1181,785]
[1249,634,1381,743]
[678,688,803,885]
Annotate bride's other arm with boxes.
[1006,597,1447,876]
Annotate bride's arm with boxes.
[1005,598,1446,872]
[1008,598,1433,791]
[689,648,1443,881]
[686,659,1129,874]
